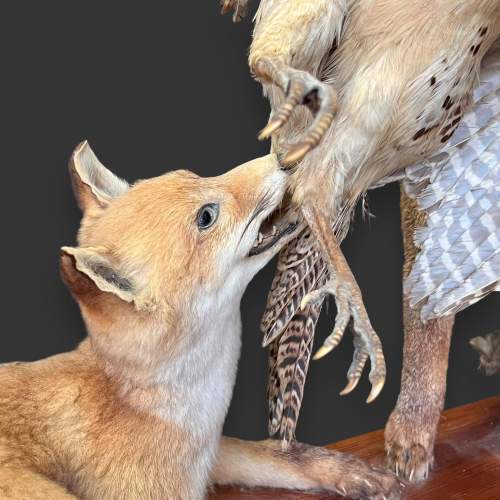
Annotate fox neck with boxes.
[154,288,243,437]
[92,277,246,439]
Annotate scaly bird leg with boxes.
[254,58,338,165]
[300,203,386,403]
[248,0,346,163]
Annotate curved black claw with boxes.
[301,280,386,403]
[255,59,338,165]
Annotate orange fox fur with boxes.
[0,142,399,499]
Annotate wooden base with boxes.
[211,396,500,499]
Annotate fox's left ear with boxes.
[60,246,137,305]
[69,141,129,213]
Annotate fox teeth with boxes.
[271,225,278,236]
[257,232,263,244]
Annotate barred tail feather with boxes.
[264,256,327,345]
[263,229,328,442]
[261,229,320,333]
[267,338,283,436]
[261,229,327,339]
[262,216,348,442]
[277,297,325,445]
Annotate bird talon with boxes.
[253,59,337,161]
[300,287,331,310]
[312,344,334,360]
[258,119,284,140]
[299,295,312,311]
[366,379,385,403]
[220,0,232,14]
[339,377,360,396]
[283,143,314,166]
[303,276,386,402]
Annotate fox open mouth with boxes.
[249,209,299,256]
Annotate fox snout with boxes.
[221,154,288,217]
[227,156,299,260]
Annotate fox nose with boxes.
[227,154,286,192]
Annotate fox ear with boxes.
[69,141,129,213]
[60,246,136,304]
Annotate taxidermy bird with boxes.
[222,0,500,481]
[470,330,500,375]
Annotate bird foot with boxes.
[301,277,386,403]
[255,57,337,165]
[220,0,250,22]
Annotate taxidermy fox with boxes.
[0,142,399,499]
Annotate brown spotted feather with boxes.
[275,299,325,444]
[261,229,326,340]
[261,230,319,327]
[267,338,283,435]
[263,254,327,345]
[263,226,351,443]
[263,228,329,440]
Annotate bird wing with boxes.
[402,41,500,321]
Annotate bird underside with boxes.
[222,0,500,446]
[256,19,499,446]
[265,46,499,445]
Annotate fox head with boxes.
[61,142,297,375]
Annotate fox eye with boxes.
[196,203,219,230]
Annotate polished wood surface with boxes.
[211,396,500,499]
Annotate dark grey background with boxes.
[1,1,498,445]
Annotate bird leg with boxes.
[300,203,386,403]
[248,0,345,163]
[385,189,455,482]
[254,57,338,165]
[384,302,453,482]
[220,0,250,22]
